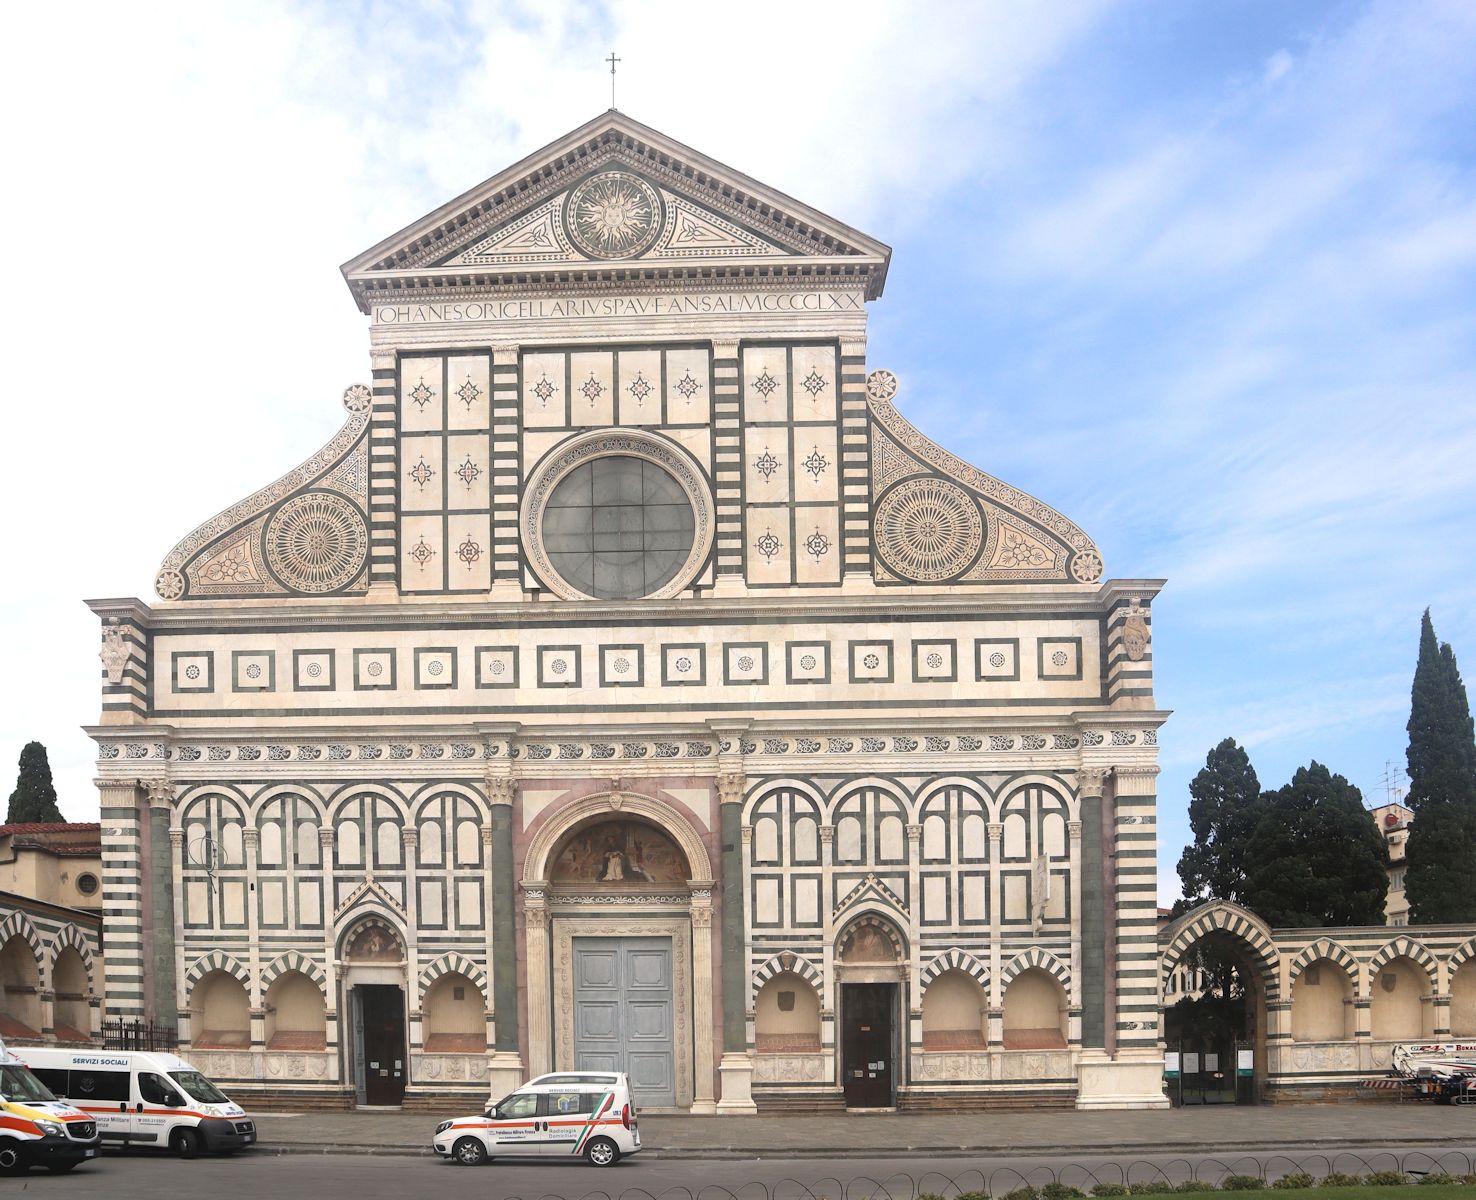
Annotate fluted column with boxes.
[689,884,717,1113]
[523,882,551,1077]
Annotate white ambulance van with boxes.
[0,1039,101,1175]
[18,1047,255,1157]
[432,1071,641,1167]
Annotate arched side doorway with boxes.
[834,911,907,1110]
[337,916,409,1107]
[1160,902,1280,1105]
[521,792,716,1113]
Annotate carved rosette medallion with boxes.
[874,477,984,582]
[263,491,368,594]
[341,383,372,414]
[565,171,663,260]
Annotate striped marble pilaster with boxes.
[1106,595,1154,706]
[367,349,399,587]
[99,779,146,1019]
[711,340,743,579]
[491,345,522,588]
[1112,765,1162,1051]
[838,338,871,577]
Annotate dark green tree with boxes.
[1403,610,1476,923]
[1175,737,1265,910]
[6,741,64,824]
[1242,762,1387,927]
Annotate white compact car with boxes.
[433,1071,641,1167]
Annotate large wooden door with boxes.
[358,985,407,1106]
[842,983,896,1108]
[573,937,674,1107]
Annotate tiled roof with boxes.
[0,823,100,835]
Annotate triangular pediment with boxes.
[341,111,890,310]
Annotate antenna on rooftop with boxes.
[1378,760,1408,806]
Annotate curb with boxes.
[246,1136,1476,1161]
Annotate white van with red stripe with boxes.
[17,1048,255,1157]
[433,1071,640,1167]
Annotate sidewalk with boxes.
[251,1103,1476,1159]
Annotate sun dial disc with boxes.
[565,170,663,259]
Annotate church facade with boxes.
[88,112,1169,1112]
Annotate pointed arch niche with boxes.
[521,791,716,1113]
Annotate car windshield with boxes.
[0,1064,57,1103]
[169,1070,228,1103]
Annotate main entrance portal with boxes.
[573,937,675,1108]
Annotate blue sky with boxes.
[2,1,1473,903]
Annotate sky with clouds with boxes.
[2,0,1473,903]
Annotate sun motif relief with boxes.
[565,171,663,259]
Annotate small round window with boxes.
[542,455,696,600]
[76,872,99,897]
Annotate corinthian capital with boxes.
[1077,767,1108,798]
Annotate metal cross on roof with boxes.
[607,51,621,110]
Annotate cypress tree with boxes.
[1242,762,1388,927]
[1404,610,1476,923]
[6,741,64,824]
[1176,737,1265,909]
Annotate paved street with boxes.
[18,1143,1476,1200]
[248,1103,1476,1158]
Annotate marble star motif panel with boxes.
[397,352,493,593]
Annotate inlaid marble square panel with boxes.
[786,641,830,685]
[415,646,457,689]
[663,347,710,425]
[1038,637,1083,681]
[616,349,662,426]
[848,640,893,684]
[292,649,335,692]
[446,354,490,431]
[172,650,214,694]
[662,644,705,686]
[522,352,567,428]
[912,639,957,683]
[475,646,518,688]
[790,343,838,423]
[400,356,444,433]
[600,644,645,687]
[975,638,1020,682]
[538,645,581,687]
[723,642,768,685]
[353,648,397,690]
[231,650,275,692]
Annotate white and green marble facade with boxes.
[89,111,1174,1111]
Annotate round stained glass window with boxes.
[542,455,696,600]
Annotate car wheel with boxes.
[170,1127,203,1159]
[585,1136,619,1167]
[0,1142,24,1175]
[453,1136,488,1166]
